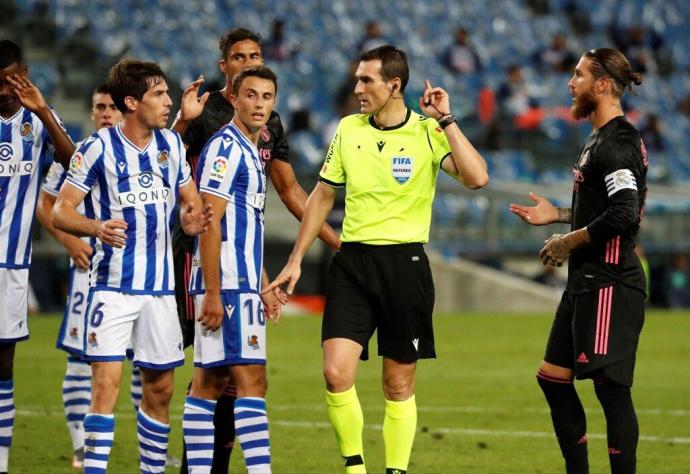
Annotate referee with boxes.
[266,45,488,474]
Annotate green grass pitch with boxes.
[10,310,690,473]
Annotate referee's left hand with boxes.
[264,259,302,296]
[419,79,451,120]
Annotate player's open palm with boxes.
[179,75,210,122]
[509,192,558,226]
[96,219,128,248]
[7,73,47,113]
[199,292,224,331]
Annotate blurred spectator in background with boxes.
[667,254,690,308]
[497,65,533,118]
[442,28,481,75]
[534,34,576,73]
[677,93,690,117]
[357,20,388,53]
[639,113,665,152]
[287,108,323,171]
[264,19,294,62]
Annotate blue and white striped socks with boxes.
[0,380,15,473]
[183,396,216,474]
[137,409,170,474]
[235,397,271,473]
[130,366,143,411]
[83,413,114,474]
[63,357,91,451]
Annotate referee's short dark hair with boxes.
[361,45,409,93]
[219,28,262,60]
[0,39,23,70]
[106,59,167,114]
[231,65,277,96]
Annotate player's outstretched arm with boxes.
[52,183,127,248]
[509,192,564,226]
[264,182,336,295]
[7,73,75,167]
[268,160,341,251]
[172,75,210,136]
[36,191,92,269]
[420,79,488,189]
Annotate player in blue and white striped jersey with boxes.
[51,60,210,474]
[0,39,76,474]
[35,83,147,470]
[183,66,285,474]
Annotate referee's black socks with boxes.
[537,370,589,474]
[594,378,638,474]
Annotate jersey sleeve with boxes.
[64,135,104,194]
[174,132,192,188]
[587,135,644,242]
[268,112,290,163]
[197,134,243,201]
[426,119,452,166]
[181,115,203,156]
[39,107,68,169]
[42,161,69,196]
[319,121,345,187]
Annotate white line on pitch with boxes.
[15,409,690,445]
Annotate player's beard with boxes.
[570,86,597,120]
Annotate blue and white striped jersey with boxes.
[189,123,266,294]
[0,107,62,268]
[65,124,191,295]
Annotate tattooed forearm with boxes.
[557,207,572,224]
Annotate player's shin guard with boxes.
[537,370,589,474]
[130,367,143,411]
[63,356,91,451]
[83,413,115,473]
[594,379,638,474]
[326,386,366,474]
[383,395,417,474]
[0,380,15,473]
[183,396,216,474]
[211,389,236,473]
[234,397,271,474]
[137,409,170,474]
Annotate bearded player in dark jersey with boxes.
[511,48,646,474]
[171,28,340,474]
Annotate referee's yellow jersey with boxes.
[319,108,451,245]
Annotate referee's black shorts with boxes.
[545,284,645,387]
[322,242,436,362]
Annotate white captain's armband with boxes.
[605,169,637,197]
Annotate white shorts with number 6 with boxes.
[83,290,184,370]
[193,291,266,368]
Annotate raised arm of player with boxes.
[268,159,341,251]
[52,183,128,248]
[7,73,75,167]
[419,79,488,190]
[197,192,226,331]
[264,182,336,295]
[178,180,213,236]
[171,75,210,136]
[36,191,92,269]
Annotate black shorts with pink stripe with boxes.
[544,286,645,387]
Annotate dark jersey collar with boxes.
[368,107,411,131]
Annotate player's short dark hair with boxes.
[360,45,409,92]
[0,40,23,70]
[219,28,262,60]
[584,48,643,97]
[231,65,277,96]
[93,83,111,96]
[106,59,167,114]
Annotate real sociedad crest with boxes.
[20,122,34,142]
[157,150,169,169]
[391,156,413,184]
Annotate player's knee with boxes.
[593,376,631,406]
[322,364,353,391]
[0,345,15,379]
